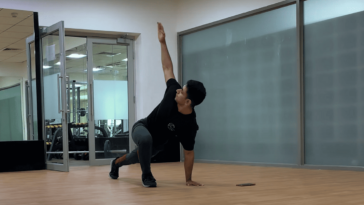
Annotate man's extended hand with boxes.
[186,180,204,186]
[158,22,166,43]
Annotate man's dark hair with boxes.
[186,80,206,107]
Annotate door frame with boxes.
[25,34,35,141]
[26,21,70,171]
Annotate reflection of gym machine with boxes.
[97,119,129,138]
[45,79,128,161]
[45,122,127,160]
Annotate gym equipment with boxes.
[45,79,129,161]
[46,123,127,161]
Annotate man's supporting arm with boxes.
[158,22,175,83]
[184,149,203,186]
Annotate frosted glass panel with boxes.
[304,0,364,166]
[43,73,62,121]
[94,80,128,120]
[0,85,23,141]
[182,5,298,164]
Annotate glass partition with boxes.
[182,4,298,164]
[0,85,23,141]
[304,0,364,166]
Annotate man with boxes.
[109,22,206,188]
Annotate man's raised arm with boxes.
[158,22,175,83]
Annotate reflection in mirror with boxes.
[92,44,129,159]
[0,8,34,141]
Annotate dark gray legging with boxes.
[116,124,164,176]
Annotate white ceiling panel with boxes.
[7,25,33,33]
[0,42,9,49]
[0,9,32,63]
[16,16,33,27]
[0,24,12,31]
[0,55,10,61]
[0,50,23,56]
[0,17,23,25]
[3,51,26,62]
[8,40,27,49]
[3,57,26,63]
[0,31,31,39]
[0,37,19,44]
[0,9,32,18]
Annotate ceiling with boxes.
[0,8,128,79]
[0,8,34,63]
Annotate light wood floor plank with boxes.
[1,162,364,205]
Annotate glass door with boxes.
[87,38,135,166]
[41,22,69,171]
[63,36,89,165]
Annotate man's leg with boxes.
[109,125,157,187]
[114,126,153,174]
[109,147,139,180]
[115,147,139,166]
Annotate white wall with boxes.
[0,62,27,77]
[0,62,27,89]
[0,0,285,120]
[0,76,22,87]
[0,0,179,120]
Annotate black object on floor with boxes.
[236,183,256,186]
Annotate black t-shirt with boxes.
[138,78,198,150]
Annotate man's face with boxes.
[175,85,188,105]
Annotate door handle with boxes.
[57,74,62,113]
[66,75,70,113]
[89,83,93,120]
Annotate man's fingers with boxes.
[158,23,164,31]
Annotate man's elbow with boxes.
[163,66,173,71]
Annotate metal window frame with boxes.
[296,0,304,166]
[26,35,35,142]
[177,0,364,172]
[24,12,42,143]
[0,83,21,91]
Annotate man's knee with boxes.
[133,126,153,146]
[138,135,152,146]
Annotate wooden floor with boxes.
[1,162,364,205]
